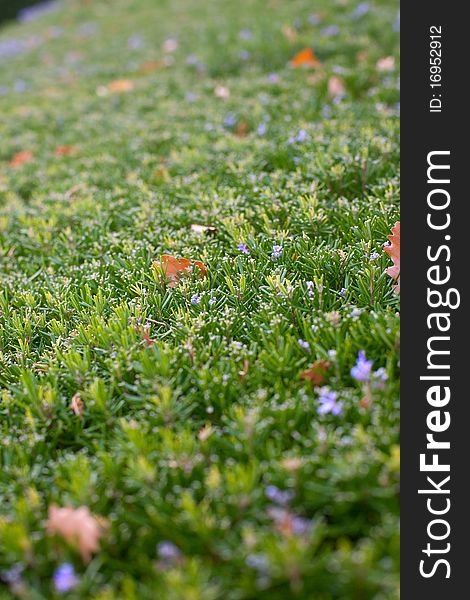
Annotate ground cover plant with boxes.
[0,0,400,597]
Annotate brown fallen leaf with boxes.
[235,120,250,137]
[97,79,134,96]
[70,393,84,419]
[328,75,345,99]
[300,359,330,385]
[55,145,76,157]
[282,24,298,42]
[153,255,207,288]
[290,48,320,68]
[384,221,400,294]
[138,60,163,74]
[46,505,107,563]
[9,151,33,167]
[134,324,155,347]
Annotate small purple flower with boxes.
[328,349,337,359]
[370,252,381,260]
[298,339,310,351]
[17,0,59,23]
[239,49,250,61]
[1,563,24,585]
[157,541,181,561]
[246,554,269,572]
[209,296,217,306]
[291,515,312,535]
[296,129,308,143]
[223,113,237,128]
[257,122,267,136]
[308,14,321,26]
[322,104,332,119]
[306,280,315,298]
[238,242,249,254]
[239,28,253,40]
[339,287,347,296]
[374,367,388,381]
[317,388,343,415]
[320,25,340,37]
[127,35,143,50]
[14,80,27,93]
[271,244,283,259]
[393,11,401,32]
[157,541,182,569]
[185,92,197,102]
[265,485,294,506]
[267,73,280,84]
[352,2,370,18]
[53,564,78,593]
[351,350,373,382]
[191,294,200,305]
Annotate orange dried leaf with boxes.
[300,359,330,385]
[9,151,33,167]
[384,221,400,294]
[46,505,107,563]
[108,79,134,92]
[290,48,320,68]
[138,60,163,74]
[153,255,207,287]
[55,145,76,157]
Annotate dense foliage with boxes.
[0,0,400,598]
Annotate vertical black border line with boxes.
[401,1,468,597]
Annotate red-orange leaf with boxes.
[9,151,33,167]
[384,221,400,294]
[153,255,207,288]
[300,359,330,385]
[290,47,320,68]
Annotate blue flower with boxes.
[271,244,283,259]
[265,485,294,506]
[351,350,373,382]
[157,541,182,569]
[223,114,237,128]
[237,242,249,254]
[317,388,343,415]
[191,294,200,305]
[298,339,310,351]
[370,252,381,260]
[209,297,217,306]
[352,3,370,19]
[320,25,340,37]
[53,564,78,593]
